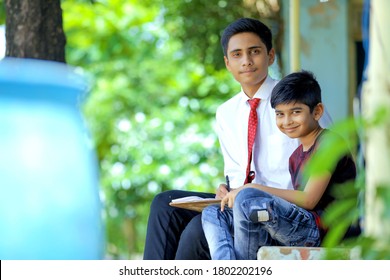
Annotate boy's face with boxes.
[224,32,275,97]
[274,102,323,139]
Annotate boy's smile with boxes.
[274,101,324,150]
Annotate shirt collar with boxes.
[238,75,275,102]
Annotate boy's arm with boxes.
[221,173,331,211]
[215,108,246,189]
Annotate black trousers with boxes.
[143,190,215,260]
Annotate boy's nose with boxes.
[284,116,293,125]
[242,54,253,66]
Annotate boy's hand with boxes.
[215,184,229,199]
[221,187,244,211]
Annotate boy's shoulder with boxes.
[318,129,347,146]
[290,129,331,160]
[216,91,243,114]
[310,129,355,168]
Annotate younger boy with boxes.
[201,70,357,260]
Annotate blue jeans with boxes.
[201,188,321,260]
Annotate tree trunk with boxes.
[363,0,390,248]
[5,0,66,62]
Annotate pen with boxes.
[225,175,230,192]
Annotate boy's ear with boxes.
[268,48,275,66]
[313,103,324,121]
[224,56,231,72]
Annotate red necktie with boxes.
[244,98,260,184]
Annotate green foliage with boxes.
[304,117,361,178]
[305,112,390,259]
[0,1,4,25]
[146,0,280,70]
[358,236,390,259]
[352,182,390,259]
[302,118,364,252]
[303,117,364,251]
[376,185,390,220]
[321,181,362,247]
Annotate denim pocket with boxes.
[271,203,321,246]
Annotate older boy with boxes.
[144,19,331,260]
[202,70,357,260]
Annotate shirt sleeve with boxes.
[215,108,246,188]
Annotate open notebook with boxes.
[169,196,222,212]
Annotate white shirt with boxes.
[215,75,332,190]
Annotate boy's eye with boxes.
[251,49,260,55]
[231,52,241,57]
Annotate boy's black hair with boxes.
[221,18,273,57]
[270,70,322,112]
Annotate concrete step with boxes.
[257,246,361,260]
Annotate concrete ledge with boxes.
[257,246,361,260]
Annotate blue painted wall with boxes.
[281,0,350,122]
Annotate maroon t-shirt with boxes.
[288,129,357,213]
